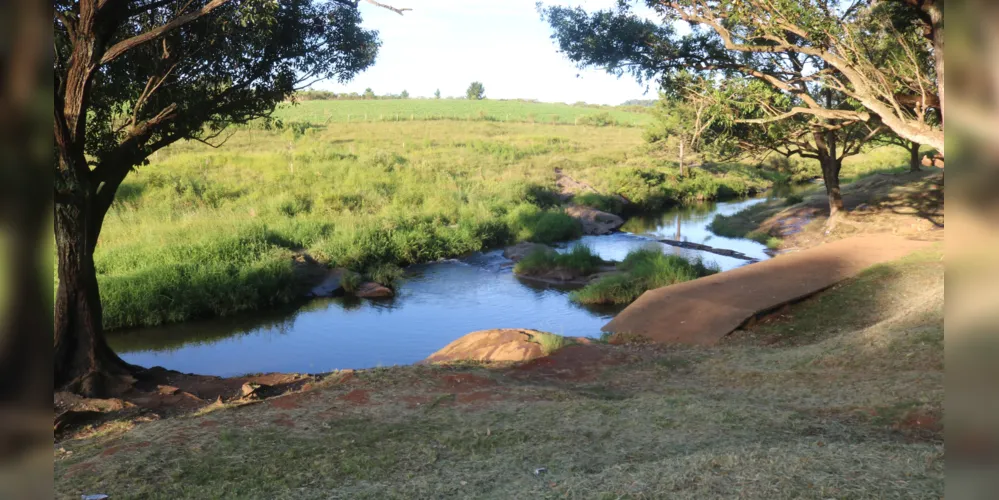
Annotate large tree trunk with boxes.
[678,140,685,177]
[909,141,921,172]
[820,156,844,218]
[53,172,135,397]
[927,0,944,127]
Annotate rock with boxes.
[157,385,181,396]
[555,169,599,198]
[355,282,394,298]
[308,269,346,297]
[239,382,271,400]
[502,242,554,262]
[423,328,548,364]
[565,205,624,235]
[921,153,944,169]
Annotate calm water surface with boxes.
[108,196,778,376]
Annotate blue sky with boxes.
[311,0,659,105]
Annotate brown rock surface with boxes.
[424,328,548,364]
[602,235,932,346]
[355,282,394,298]
[565,205,624,235]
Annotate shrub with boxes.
[514,244,602,276]
[577,112,617,127]
[507,205,582,244]
[571,248,716,305]
[531,331,575,355]
[341,270,363,292]
[606,168,672,212]
[574,192,624,214]
[519,183,563,209]
[784,193,805,206]
[367,263,404,287]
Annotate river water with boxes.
[108,195,779,376]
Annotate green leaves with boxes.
[60,0,380,168]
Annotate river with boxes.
[108,194,782,376]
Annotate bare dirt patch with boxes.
[337,389,371,405]
[509,344,631,382]
[437,373,496,392]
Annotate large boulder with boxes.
[502,242,554,262]
[424,329,548,364]
[355,282,394,298]
[565,205,624,235]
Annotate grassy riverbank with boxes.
[93,100,788,330]
[571,248,717,305]
[55,246,944,498]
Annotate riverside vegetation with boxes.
[92,99,909,330]
[55,245,944,498]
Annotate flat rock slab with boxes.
[423,328,547,364]
[602,235,932,345]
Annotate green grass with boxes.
[530,331,576,355]
[573,192,625,214]
[340,270,363,293]
[585,165,780,212]
[271,98,653,127]
[513,244,603,276]
[784,193,805,206]
[571,248,717,305]
[93,120,631,329]
[98,105,902,330]
[709,201,784,240]
[367,263,404,287]
[505,205,582,244]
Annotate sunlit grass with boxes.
[571,247,717,305]
[513,244,603,276]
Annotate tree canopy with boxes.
[540,0,943,154]
[53,0,385,396]
[466,81,485,100]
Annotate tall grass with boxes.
[530,331,575,355]
[513,244,603,276]
[571,248,717,305]
[270,99,652,127]
[93,116,790,330]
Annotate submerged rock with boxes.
[423,328,548,364]
[502,242,554,262]
[355,282,394,298]
[308,269,346,298]
[515,264,619,287]
[565,205,624,235]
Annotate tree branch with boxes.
[363,0,410,15]
[100,0,230,66]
